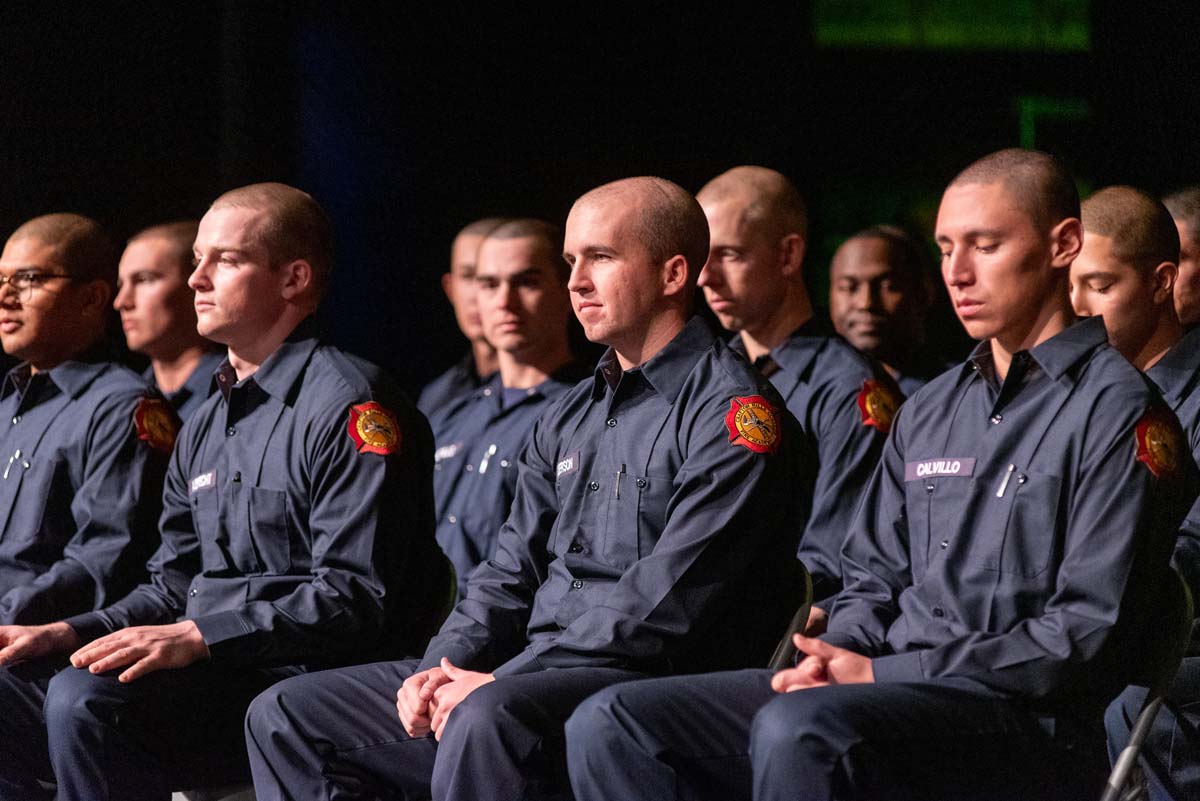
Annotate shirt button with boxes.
[940,540,949,549]
[606,418,617,427]
[217,373,227,383]
[1017,474,1027,485]
[932,606,945,618]
[636,478,647,489]
[500,459,511,468]
[483,387,493,396]
[226,426,237,437]
[571,579,584,589]
[189,588,198,597]
[925,483,935,493]
[447,515,457,524]
[568,543,583,553]
[588,481,600,491]
[989,415,1003,425]
[10,415,19,425]
[465,464,474,472]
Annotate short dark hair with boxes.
[697,165,808,241]
[950,148,1080,230]
[481,218,567,281]
[1081,186,1179,275]
[8,213,118,292]
[127,220,200,279]
[210,182,333,300]
[842,224,933,306]
[1163,186,1200,241]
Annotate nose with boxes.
[942,249,973,289]
[0,277,21,307]
[499,280,520,310]
[697,257,718,289]
[187,259,210,292]
[567,260,590,295]
[1069,282,1091,317]
[113,281,133,311]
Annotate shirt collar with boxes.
[591,316,717,402]
[1147,325,1200,406]
[2,339,118,401]
[965,315,1108,383]
[220,320,321,403]
[729,315,831,380]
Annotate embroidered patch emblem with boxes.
[133,397,178,454]
[725,395,781,454]
[347,402,401,456]
[857,379,898,434]
[1135,407,1180,479]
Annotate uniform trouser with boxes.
[244,658,645,801]
[1105,656,1200,801]
[565,668,1107,801]
[0,657,294,801]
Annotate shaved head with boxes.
[128,220,200,279]
[1164,187,1200,240]
[1081,186,1179,275]
[8,213,118,291]
[950,148,1079,231]
[483,218,565,281]
[697,166,807,241]
[574,176,709,286]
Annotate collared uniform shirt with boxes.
[733,317,901,597]
[433,365,588,597]
[66,327,445,669]
[0,353,170,625]
[892,349,956,397]
[142,349,225,422]
[419,317,814,678]
[418,352,495,419]
[826,317,1198,711]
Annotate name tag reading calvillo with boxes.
[905,458,976,481]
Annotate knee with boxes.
[244,673,326,747]
[750,691,835,765]
[565,686,622,753]
[44,668,114,735]
[1104,685,1147,743]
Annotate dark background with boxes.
[2,2,1197,394]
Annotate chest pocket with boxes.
[989,470,1062,577]
[904,476,974,581]
[2,456,72,549]
[191,483,297,574]
[600,474,672,569]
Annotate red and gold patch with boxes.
[133,397,179,455]
[347,401,401,456]
[857,379,898,434]
[1135,407,1181,479]
[725,395,781,454]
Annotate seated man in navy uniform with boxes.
[0,213,172,627]
[0,183,444,801]
[696,166,901,604]
[432,218,588,597]
[1164,186,1200,327]
[829,224,951,395]
[1070,186,1200,801]
[418,217,506,416]
[114,221,224,421]
[244,176,812,801]
[566,149,1199,801]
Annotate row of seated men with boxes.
[0,151,1195,801]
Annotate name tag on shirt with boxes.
[435,442,463,463]
[905,458,975,481]
[190,471,216,493]
[557,451,580,477]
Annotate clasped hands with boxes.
[770,634,874,692]
[397,658,494,741]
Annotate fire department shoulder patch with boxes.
[133,397,179,455]
[347,401,401,456]
[857,379,898,434]
[1135,406,1181,479]
[725,395,781,455]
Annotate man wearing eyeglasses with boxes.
[0,213,173,628]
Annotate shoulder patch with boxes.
[725,395,781,454]
[133,397,179,455]
[857,379,898,434]
[347,401,401,455]
[1135,406,1181,479]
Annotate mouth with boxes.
[121,318,138,331]
[0,319,21,334]
[194,300,215,312]
[705,296,734,312]
[955,298,984,317]
[575,301,602,314]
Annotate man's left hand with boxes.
[770,634,874,693]
[429,657,495,741]
[69,621,210,683]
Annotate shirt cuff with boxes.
[492,648,544,677]
[871,651,924,683]
[63,611,114,645]
[191,610,251,659]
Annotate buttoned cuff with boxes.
[191,610,252,659]
[62,611,113,645]
[492,648,544,677]
[871,651,924,683]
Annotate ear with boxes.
[661,254,690,299]
[1048,217,1084,270]
[441,272,454,302]
[79,280,111,319]
[778,233,806,281]
[279,258,315,303]
[1152,261,1178,305]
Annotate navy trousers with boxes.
[244,658,644,801]
[0,658,292,801]
[1105,657,1200,801]
[566,668,1107,801]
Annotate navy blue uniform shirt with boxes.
[66,324,445,668]
[826,316,1197,709]
[418,352,495,419]
[433,365,587,597]
[142,349,224,422]
[0,350,170,625]
[892,349,956,396]
[733,317,901,597]
[419,317,814,678]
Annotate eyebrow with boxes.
[1074,270,1120,281]
[935,228,1005,243]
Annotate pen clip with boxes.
[995,464,1015,498]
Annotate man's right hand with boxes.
[396,667,451,737]
[0,622,80,667]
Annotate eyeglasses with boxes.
[0,270,75,301]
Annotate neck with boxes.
[740,285,813,363]
[150,346,210,394]
[227,312,308,382]
[613,309,689,371]
[472,339,499,378]
[27,330,103,374]
[1133,312,1184,371]
[498,340,574,389]
[990,298,1074,381]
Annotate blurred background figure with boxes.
[1163,187,1200,327]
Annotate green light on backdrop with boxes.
[815,0,1090,51]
